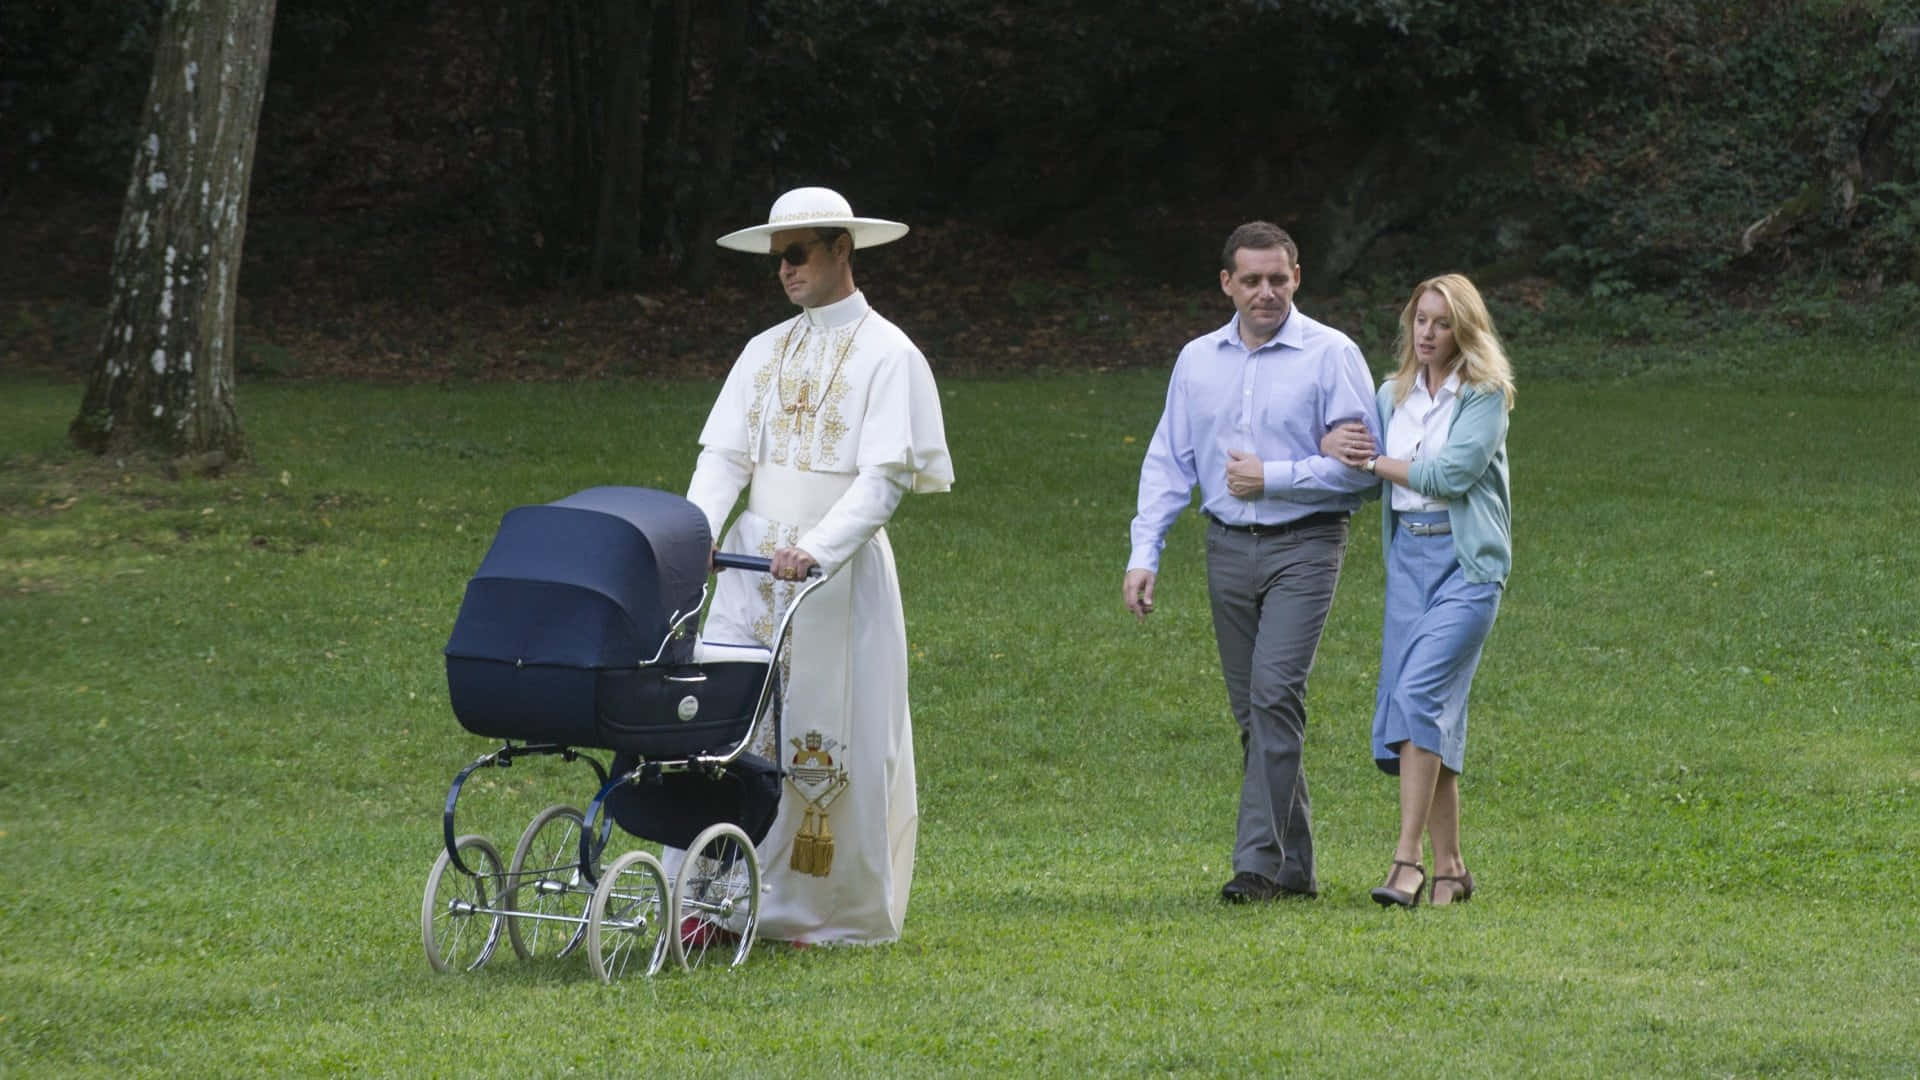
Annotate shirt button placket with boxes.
[1241,362,1255,434]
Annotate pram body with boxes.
[422,486,818,980]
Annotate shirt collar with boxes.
[801,289,870,328]
[1422,369,1462,399]
[1216,306,1305,354]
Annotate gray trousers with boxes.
[1204,514,1349,893]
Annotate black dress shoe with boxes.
[1220,872,1318,903]
[1220,871,1280,903]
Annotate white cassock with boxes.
[685,289,952,944]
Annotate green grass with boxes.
[2,331,1918,1076]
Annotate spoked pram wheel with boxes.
[421,834,506,974]
[670,823,761,972]
[585,850,671,982]
[506,804,594,961]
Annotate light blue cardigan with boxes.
[1374,381,1512,585]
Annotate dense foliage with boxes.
[5,0,1916,295]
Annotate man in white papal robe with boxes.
[685,187,952,944]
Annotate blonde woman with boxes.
[1323,273,1514,908]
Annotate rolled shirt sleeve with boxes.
[1128,357,1202,573]
[1260,340,1384,498]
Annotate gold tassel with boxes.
[812,811,835,876]
[791,806,817,873]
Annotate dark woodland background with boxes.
[4,0,1917,380]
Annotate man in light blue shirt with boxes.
[1124,221,1379,902]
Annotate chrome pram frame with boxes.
[421,551,827,982]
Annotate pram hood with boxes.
[444,486,711,670]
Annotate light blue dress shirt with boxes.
[1129,307,1380,573]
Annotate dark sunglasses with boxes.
[774,238,826,268]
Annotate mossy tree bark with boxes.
[70,0,277,464]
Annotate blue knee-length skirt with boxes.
[1372,512,1502,775]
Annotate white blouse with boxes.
[1385,369,1460,512]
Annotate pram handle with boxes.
[713,552,822,578]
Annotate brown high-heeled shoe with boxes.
[1430,870,1475,906]
[1370,860,1425,908]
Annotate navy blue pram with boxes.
[441,485,783,845]
[424,487,813,981]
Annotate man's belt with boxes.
[1204,509,1349,536]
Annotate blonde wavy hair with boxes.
[1389,274,1515,409]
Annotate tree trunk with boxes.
[550,1,590,244]
[684,0,748,287]
[503,0,554,278]
[591,0,654,289]
[71,0,277,464]
[640,0,691,253]
[1741,20,1917,256]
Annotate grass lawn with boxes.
[2,335,1917,1077]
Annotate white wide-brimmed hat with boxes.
[715,186,909,253]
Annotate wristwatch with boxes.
[1363,457,1378,474]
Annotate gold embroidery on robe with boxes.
[786,729,850,877]
[762,315,865,473]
